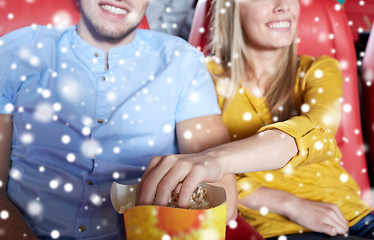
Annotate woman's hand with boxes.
[136,152,238,223]
[239,187,348,236]
[136,152,226,208]
[285,198,348,236]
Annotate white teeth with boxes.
[101,4,128,15]
[269,21,290,29]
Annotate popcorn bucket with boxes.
[110,182,227,240]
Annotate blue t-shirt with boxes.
[0,26,220,239]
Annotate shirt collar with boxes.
[68,25,140,71]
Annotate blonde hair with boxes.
[208,0,299,121]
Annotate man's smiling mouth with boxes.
[100,4,128,15]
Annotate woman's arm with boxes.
[239,187,348,236]
[0,114,38,240]
[137,57,343,217]
[136,114,238,222]
[137,127,296,209]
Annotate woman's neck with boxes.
[246,47,284,81]
[243,46,284,97]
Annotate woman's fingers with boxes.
[137,154,193,206]
[152,161,192,206]
[322,204,348,235]
[137,153,224,209]
[137,155,173,205]
[289,199,348,236]
[330,204,348,230]
[177,164,210,208]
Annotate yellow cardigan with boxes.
[207,55,372,238]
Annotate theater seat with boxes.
[0,0,149,37]
[362,24,374,185]
[297,0,372,206]
[189,0,372,239]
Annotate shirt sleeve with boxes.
[175,49,221,123]
[258,56,343,168]
[0,35,17,114]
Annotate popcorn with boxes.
[119,201,135,214]
[110,182,227,240]
[168,186,211,209]
[118,186,211,213]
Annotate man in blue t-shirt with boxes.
[0,0,236,239]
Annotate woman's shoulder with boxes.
[205,56,226,75]
[299,55,340,71]
[297,55,343,90]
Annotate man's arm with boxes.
[0,114,38,240]
[137,114,238,222]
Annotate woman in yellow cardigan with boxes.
[137,0,373,238]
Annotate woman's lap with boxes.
[266,213,374,240]
[266,232,371,240]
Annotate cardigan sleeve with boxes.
[258,56,343,168]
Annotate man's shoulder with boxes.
[135,29,201,56]
[1,25,73,47]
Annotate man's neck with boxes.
[76,22,135,55]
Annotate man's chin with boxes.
[93,24,139,42]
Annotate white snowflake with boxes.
[228,219,238,229]
[301,104,310,113]
[61,135,71,144]
[27,200,43,216]
[314,141,323,150]
[189,92,200,102]
[66,153,76,162]
[340,174,349,182]
[112,172,120,179]
[163,124,172,133]
[4,103,14,113]
[343,104,352,113]
[265,173,274,182]
[314,69,323,78]
[162,235,171,240]
[183,130,193,140]
[50,230,60,239]
[90,193,103,206]
[243,112,252,121]
[64,183,74,192]
[259,206,269,216]
[0,210,9,220]
[49,179,59,189]
[20,133,34,144]
[81,139,102,158]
